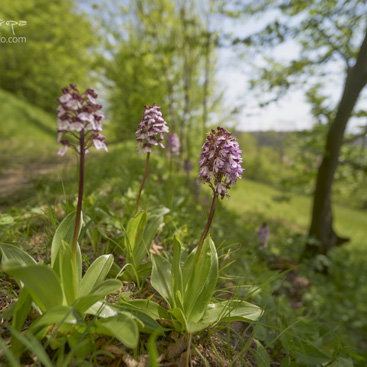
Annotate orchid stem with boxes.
[195,192,218,263]
[135,152,150,214]
[72,131,85,264]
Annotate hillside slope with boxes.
[0,89,56,166]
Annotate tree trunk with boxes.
[305,28,367,258]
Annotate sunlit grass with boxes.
[225,179,367,252]
[0,88,55,165]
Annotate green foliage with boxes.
[0,0,98,112]
[104,0,218,154]
[118,209,166,281]
[0,88,55,168]
[146,236,262,333]
[0,214,146,355]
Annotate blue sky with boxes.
[215,9,366,133]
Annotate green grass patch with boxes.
[226,179,367,253]
[0,88,55,167]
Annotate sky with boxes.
[215,9,366,133]
[77,0,366,134]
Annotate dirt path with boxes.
[0,159,71,200]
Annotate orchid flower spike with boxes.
[199,127,243,199]
[56,84,108,156]
[135,104,169,155]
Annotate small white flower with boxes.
[57,145,68,156]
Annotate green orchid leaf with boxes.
[86,301,118,318]
[12,288,32,331]
[2,263,63,313]
[295,344,331,365]
[120,299,171,320]
[149,207,170,216]
[171,237,183,309]
[90,279,122,296]
[151,253,173,307]
[183,236,218,323]
[168,307,187,332]
[73,279,122,315]
[80,254,114,297]
[72,295,104,315]
[0,243,36,267]
[66,331,95,360]
[186,300,263,333]
[51,211,82,287]
[94,313,140,349]
[11,288,33,354]
[124,211,147,263]
[57,241,78,305]
[28,305,82,336]
[133,214,163,266]
[97,302,165,334]
[254,339,270,367]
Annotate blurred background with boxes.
[1,0,367,362]
[1,0,366,217]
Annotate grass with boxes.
[0,88,56,168]
[1,89,367,365]
[226,179,367,254]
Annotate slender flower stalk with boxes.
[135,104,169,213]
[71,131,85,263]
[195,127,243,262]
[195,193,218,263]
[135,152,150,214]
[56,84,107,261]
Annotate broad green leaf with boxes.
[29,306,81,334]
[3,263,63,312]
[124,211,147,263]
[57,241,78,305]
[51,212,82,287]
[86,301,118,318]
[206,300,263,323]
[72,295,104,315]
[95,302,165,334]
[95,314,139,348]
[0,214,15,226]
[149,207,170,217]
[90,279,122,296]
[151,254,173,307]
[73,279,122,314]
[171,237,183,309]
[12,288,32,331]
[80,254,114,297]
[183,236,218,323]
[66,331,95,360]
[169,307,187,332]
[295,344,331,365]
[133,214,163,266]
[11,289,33,355]
[254,339,270,367]
[333,357,354,367]
[187,300,263,333]
[120,299,170,320]
[0,243,36,267]
[8,326,54,367]
[51,211,76,266]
